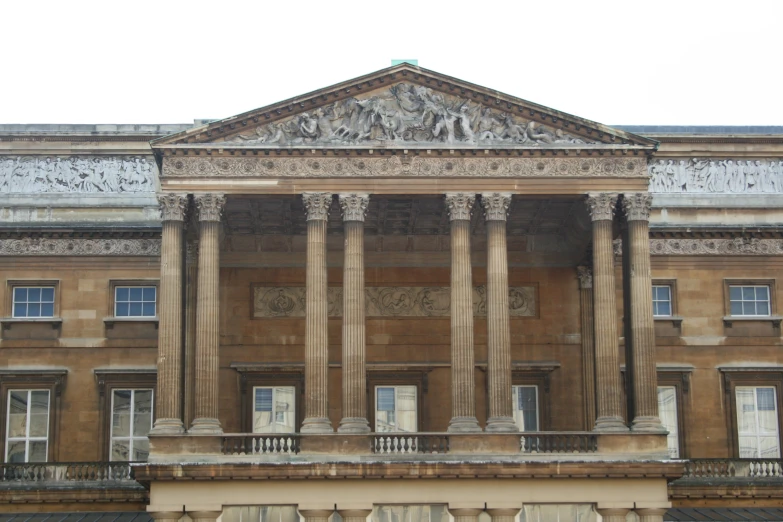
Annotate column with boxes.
[338,193,371,433]
[623,193,665,432]
[585,193,627,432]
[184,239,198,428]
[337,509,372,522]
[445,193,481,433]
[150,193,188,435]
[187,509,223,522]
[449,508,484,522]
[482,193,517,432]
[301,192,334,433]
[596,508,631,522]
[487,508,521,522]
[190,193,225,434]
[147,509,184,522]
[577,266,596,430]
[635,508,669,522]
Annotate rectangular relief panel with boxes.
[253,285,536,318]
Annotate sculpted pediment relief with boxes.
[153,64,655,151]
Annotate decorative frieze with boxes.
[622,193,652,222]
[649,158,783,194]
[0,156,157,194]
[481,193,512,221]
[649,238,783,256]
[445,193,476,221]
[253,285,536,318]
[585,193,618,222]
[158,193,188,222]
[303,192,332,221]
[338,193,370,222]
[163,156,647,179]
[0,238,160,256]
[195,193,226,222]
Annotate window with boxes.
[658,386,680,458]
[12,287,54,318]
[375,385,417,433]
[253,387,295,434]
[5,390,50,463]
[513,385,539,432]
[736,386,780,458]
[110,389,153,461]
[730,285,771,317]
[114,286,156,317]
[652,285,673,317]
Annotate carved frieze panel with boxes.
[164,156,647,179]
[649,158,783,194]
[0,156,157,194]
[219,83,598,147]
[253,285,536,318]
[0,238,161,256]
[613,238,783,256]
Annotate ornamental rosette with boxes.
[157,193,188,222]
[585,192,618,222]
[338,193,370,222]
[622,193,653,222]
[303,192,333,221]
[576,266,593,289]
[481,192,512,221]
[195,193,226,222]
[445,192,476,221]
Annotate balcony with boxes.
[669,458,783,503]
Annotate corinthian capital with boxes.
[622,193,653,222]
[339,193,370,222]
[195,193,226,222]
[158,193,188,222]
[303,192,332,221]
[481,192,512,221]
[576,265,593,289]
[585,193,618,222]
[445,193,476,221]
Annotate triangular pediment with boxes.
[153,64,656,150]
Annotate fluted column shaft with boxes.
[446,193,481,433]
[190,193,225,434]
[337,509,372,522]
[449,508,484,522]
[586,193,628,432]
[482,193,517,432]
[150,193,187,435]
[301,192,334,433]
[635,508,669,522]
[624,193,665,432]
[486,508,521,522]
[577,266,596,430]
[184,241,198,428]
[338,194,371,433]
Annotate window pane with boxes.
[273,387,295,433]
[29,414,48,438]
[729,286,742,301]
[40,288,54,302]
[30,391,49,415]
[6,441,26,463]
[40,303,54,317]
[112,390,132,437]
[116,302,129,317]
[133,390,153,437]
[116,287,129,301]
[658,386,679,458]
[255,388,273,412]
[132,438,150,461]
[13,303,26,317]
[743,287,756,300]
[731,301,743,315]
[743,302,756,315]
[129,287,143,301]
[396,387,417,432]
[514,386,538,432]
[111,440,131,461]
[13,287,27,302]
[757,301,770,316]
[759,436,781,458]
[736,387,757,434]
[27,288,41,302]
[142,287,156,301]
[128,302,142,316]
[27,303,40,317]
[377,387,395,412]
[657,302,671,317]
[28,441,47,462]
[8,391,28,438]
[142,303,156,317]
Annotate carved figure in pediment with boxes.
[526,122,555,144]
[477,108,503,140]
[554,129,586,144]
[499,114,530,144]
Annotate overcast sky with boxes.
[1,0,780,126]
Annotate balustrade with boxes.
[373,434,450,454]
[221,434,301,455]
[520,433,598,454]
[683,459,783,479]
[0,462,134,482]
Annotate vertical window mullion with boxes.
[129,390,136,460]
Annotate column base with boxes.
[301,417,334,433]
[337,417,371,433]
[485,416,519,432]
[631,415,667,433]
[593,415,629,432]
[189,417,223,434]
[149,418,185,435]
[447,416,482,433]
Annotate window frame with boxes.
[107,280,160,320]
[5,389,51,463]
[109,388,154,462]
[234,366,303,434]
[651,280,677,318]
[657,370,691,459]
[251,385,297,434]
[724,279,776,318]
[6,280,60,320]
[374,384,419,433]
[95,369,156,461]
[512,384,540,432]
[0,370,66,463]
[367,371,427,432]
[721,369,783,459]
[511,369,553,431]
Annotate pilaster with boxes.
[577,265,596,430]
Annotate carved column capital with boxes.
[158,193,188,222]
[585,192,618,222]
[194,193,226,222]
[445,193,476,221]
[303,192,333,221]
[622,192,653,222]
[481,192,512,221]
[576,265,593,289]
[338,193,370,222]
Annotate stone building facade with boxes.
[1,64,783,522]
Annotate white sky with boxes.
[1,0,781,126]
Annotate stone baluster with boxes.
[338,193,371,433]
[445,193,481,433]
[585,193,627,432]
[577,265,596,430]
[150,193,188,435]
[623,193,665,432]
[190,193,225,434]
[482,193,517,432]
[301,192,334,433]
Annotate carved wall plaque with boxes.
[253,285,536,318]
[649,158,783,194]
